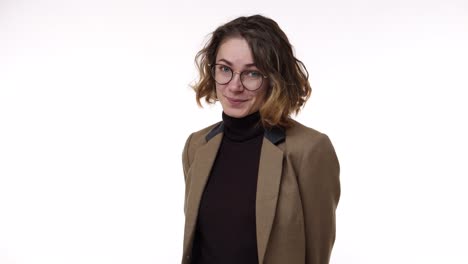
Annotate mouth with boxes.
[225,96,248,103]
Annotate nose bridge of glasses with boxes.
[230,70,243,84]
[232,70,242,76]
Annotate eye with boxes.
[218,65,231,72]
[246,71,262,78]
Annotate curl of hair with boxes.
[192,14,311,128]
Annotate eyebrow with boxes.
[217,58,257,68]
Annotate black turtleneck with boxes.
[191,111,264,264]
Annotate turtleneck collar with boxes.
[222,111,264,142]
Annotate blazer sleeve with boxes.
[298,133,340,264]
[182,133,193,181]
[182,133,193,214]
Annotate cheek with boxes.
[215,85,222,98]
[253,90,267,105]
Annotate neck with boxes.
[222,111,264,142]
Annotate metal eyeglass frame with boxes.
[209,63,268,91]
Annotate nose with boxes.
[226,72,244,92]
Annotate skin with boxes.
[215,37,268,118]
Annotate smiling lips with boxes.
[226,96,248,106]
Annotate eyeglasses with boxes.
[210,63,267,91]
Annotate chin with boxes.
[223,108,250,118]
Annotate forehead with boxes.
[215,37,254,66]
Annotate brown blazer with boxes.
[181,119,340,264]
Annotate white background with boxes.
[1,0,467,263]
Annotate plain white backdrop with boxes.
[1,0,467,263]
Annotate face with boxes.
[214,37,268,118]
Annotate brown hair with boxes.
[192,14,311,128]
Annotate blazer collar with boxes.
[205,121,285,145]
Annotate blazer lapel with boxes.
[183,133,223,255]
[256,137,284,263]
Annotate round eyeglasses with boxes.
[210,64,267,91]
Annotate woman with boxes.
[182,15,340,264]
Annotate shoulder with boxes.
[284,119,334,151]
[286,119,324,139]
[185,121,222,147]
[182,121,222,163]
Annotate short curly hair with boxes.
[192,14,311,128]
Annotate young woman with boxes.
[182,15,340,264]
